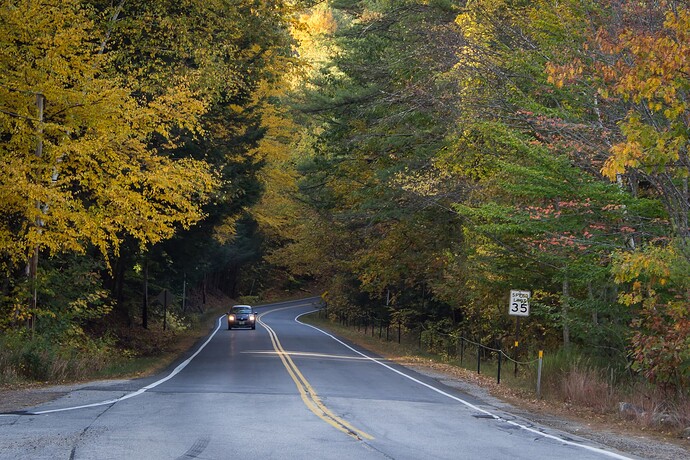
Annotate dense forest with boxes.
[1,0,688,400]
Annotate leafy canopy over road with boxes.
[0,0,688,392]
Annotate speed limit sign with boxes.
[509,290,530,317]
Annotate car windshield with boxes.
[231,307,252,314]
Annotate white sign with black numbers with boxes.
[509,290,530,316]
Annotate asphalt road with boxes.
[0,298,638,459]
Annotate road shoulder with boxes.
[406,361,688,460]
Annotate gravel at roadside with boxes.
[407,364,689,460]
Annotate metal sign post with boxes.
[514,317,520,377]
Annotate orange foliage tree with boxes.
[545,0,690,387]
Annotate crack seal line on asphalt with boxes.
[258,306,373,442]
[296,312,635,460]
[0,316,226,417]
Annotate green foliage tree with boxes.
[272,0,687,391]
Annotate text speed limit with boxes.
[509,290,530,317]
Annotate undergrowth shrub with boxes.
[0,330,114,385]
[0,343,19,384]
[112,327,177,357]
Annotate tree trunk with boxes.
[588,281,598,326]
[113,254,128,326]
[562,276,570,348]
[201,274,207,313]
[142,256,148,329]
[681,176,689,261]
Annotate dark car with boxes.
[227,305,256,330]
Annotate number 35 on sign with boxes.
[509,290,530,317]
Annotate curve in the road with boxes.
[258,306,374,441]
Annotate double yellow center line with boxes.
[258,307,373,441]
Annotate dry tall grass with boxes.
[560,364,614,413]
[622,384,690,430]
[542,354,689,433]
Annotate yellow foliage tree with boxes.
[0,0,217,275]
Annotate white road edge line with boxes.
[2,316,225,416]
[295,312,634,460]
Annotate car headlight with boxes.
[249,315,255,321]
[228,315,235,322]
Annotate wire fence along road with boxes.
[319,307,546,397]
